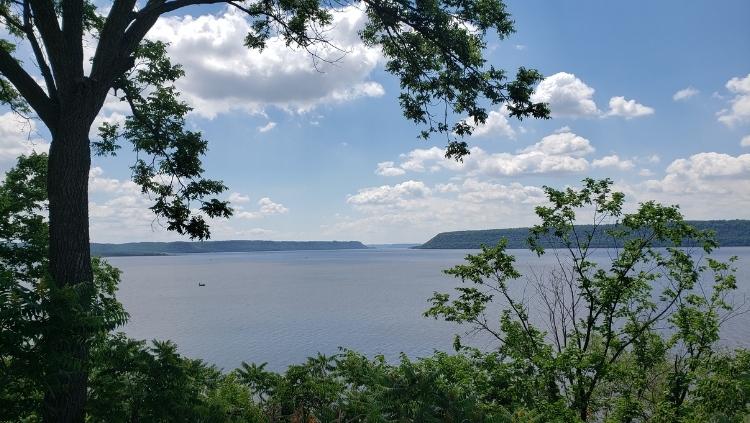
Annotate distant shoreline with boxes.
[414,220,750,250]
[91,240,369,257]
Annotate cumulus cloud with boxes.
[464,105,515,139]
[373,130,595,177]
[0,113,49,169]
[666,152,750,178]
[457,179,546,204]
[258,197,288,214]
[530,72,653,120]
[673,87,699,101]
[520,131,594,157]
[236,197,289,219]
[592,155,635,170]
[645,152,750,194]
[228,192,250,203]
[375,161,406,176]
[347,180,431,207]
[636,152,750,220]
[530,72,600,118]
[718,74,750,127]
[605,96,654,119]
[742,135,750,147]
[398,147,463,173]
[148,5,383,117]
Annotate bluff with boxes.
[416,220,750,249]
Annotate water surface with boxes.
[110,247,750,371]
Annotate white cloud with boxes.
[637,152,750,219]
[531,72,600,118]
[257,121,277,133]
[718,74,750,127]
[328,178,548,243]
[592,155,635,170]
[465,105,515,139]
[399,147,463,173]
[228,192,250,203]
[645,152,750,195]
[673,87,699,101]
[742,135,750,147]
[258,197,288,214]
[377,130,595,178]
[148,5,384,117]
[236,197,289,219]
[347,180,431,206]
[0,113,49,169]
[665,152,750,178]
[638,168,654,177]
[514,44,526,51]
[520,131,594,157]
[530,72,653,120]
[457,179,546,204]
[606,96,654,119]
[375,161,406,176]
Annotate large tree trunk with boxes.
[42,114,94,423]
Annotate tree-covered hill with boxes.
[90,240,369,256]
[416,220,750,249]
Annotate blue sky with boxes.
[1,0,749,243]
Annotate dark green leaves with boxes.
[102,40,232,240]
[429,178,745,420]
[361,0,549,159]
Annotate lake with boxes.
[110,247,750,372]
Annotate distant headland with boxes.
[415,220,750,250]
[91,240,369,256]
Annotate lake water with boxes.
[110,247,750,372]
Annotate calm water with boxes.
[110,247,750,372]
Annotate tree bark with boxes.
[42,111,94,423]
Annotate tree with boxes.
[425,178,745,421]
[0,0,549,420]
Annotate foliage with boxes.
[98,40,232,240]
[426,178,749,421]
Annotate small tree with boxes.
[426,178,745,421]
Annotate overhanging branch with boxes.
[0,47,55,124]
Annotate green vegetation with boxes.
[417,220,750,249]
[2,156,748,422]
[0,1,550,417]
[90,240,369,257]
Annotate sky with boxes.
[1,0,749,244]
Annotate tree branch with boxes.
[0,47,55,124]
[61,0,85,79]
[27,0,64,83]
[23,0,57,101]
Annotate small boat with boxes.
[198,282,206,287]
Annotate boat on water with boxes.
[198,282,206,287]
